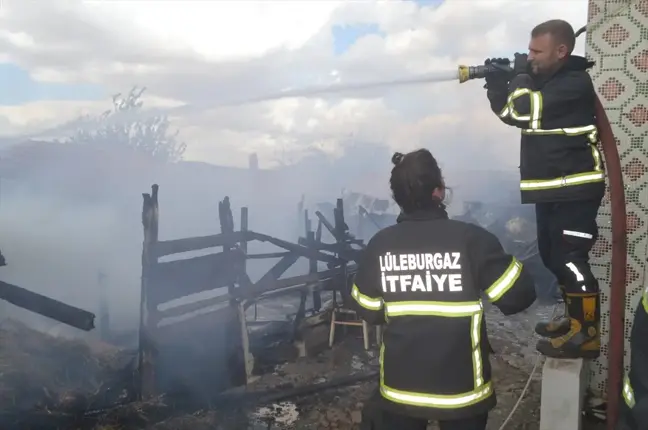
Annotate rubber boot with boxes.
[535,285,571,338]
[536,292,600,359]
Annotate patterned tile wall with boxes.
[586,0,648,397]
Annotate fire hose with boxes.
[454,8,631,427]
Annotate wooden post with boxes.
[310,223,321,312]
[138,184,160,400]
[294,211,311,338]
[238,207,254,380]
[334,198,349,296]
[219,197,247,387]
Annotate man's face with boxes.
[528,33,568,75]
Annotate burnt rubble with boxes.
[0,188,558,430]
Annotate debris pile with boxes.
[0,320,137,429]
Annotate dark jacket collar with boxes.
[534,55,596,86]
[397,205,449,223]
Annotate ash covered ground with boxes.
[0,299,608,430]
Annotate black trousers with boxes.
[362,407,488,430]
[534,198,602,294]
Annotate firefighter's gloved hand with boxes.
[484,58,510,89]
[512,52,530,76]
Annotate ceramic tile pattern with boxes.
[586,0,648,396]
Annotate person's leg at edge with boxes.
[534,202,571,338]
[438,412,488,430]
[536,197,602,359]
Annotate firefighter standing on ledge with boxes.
[484,19,604,359]
[352,149,536,430]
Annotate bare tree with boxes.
[65,86,186,163]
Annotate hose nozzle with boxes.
[457,61,513,83]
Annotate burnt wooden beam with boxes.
[149,249,246,305]
[246,251,292,259]
[244,231,340,264]
[0,280,95,331]
[254,254,300,290]
[304,228,319,318]
[139,184,160,400]
[297,238,363,254]
[159,263,359,318]
[314,211,339,241]
[155,231,247,257]
[295,238,362,264]
[316,218,323,242]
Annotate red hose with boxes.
[595,95,627,430]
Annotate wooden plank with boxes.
[160,263,358,317]
[307,231,322,313]
[154,231,246,257]
[247,251,292,259]
[295,238,362,262]
[0,280,95,331]
[245,231,341,264]
[254,254,300,289]
[150,250,246,305]
[315,211,339,240]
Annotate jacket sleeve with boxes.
[349,240,386,325]
[503,72,594,129]
[469,226,536,315]
[486,78,528,128]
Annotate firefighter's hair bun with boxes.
[392,152,405,165]
[389,148,445,214]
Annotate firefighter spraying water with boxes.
[347,17,642,430]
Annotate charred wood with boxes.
[150,250,246,305]
[244,231,341,264]
[155,231,247,258]
[0,280,95,331]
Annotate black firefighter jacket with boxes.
[350,207,537,421]
[621,285,648,430]
[486,56,605,204]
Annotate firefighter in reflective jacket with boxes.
[484,19,604,359]
[618,285,648,430]
[352,149,536,430]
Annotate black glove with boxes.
[511,52,529,76]
[484,57,511,89]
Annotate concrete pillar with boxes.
[540,358,589,430]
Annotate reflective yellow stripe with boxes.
[502,88,532,121]
[379,343,493,408]
[642,284,648,313]
[485,258,522,302]
[521,124,597,136]
[520,171,605,191]
[591,143,602,172]
[623,374,636,408]
[384,301,481,317]
[471,312,484,388]
[351,284,383,310]
[380,301,488,406]
[529,91,542,129]
[519,124,604,190]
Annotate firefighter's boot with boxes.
[536,292,600,359]
[535,286,571,338]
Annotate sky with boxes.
[0,0,588,169]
